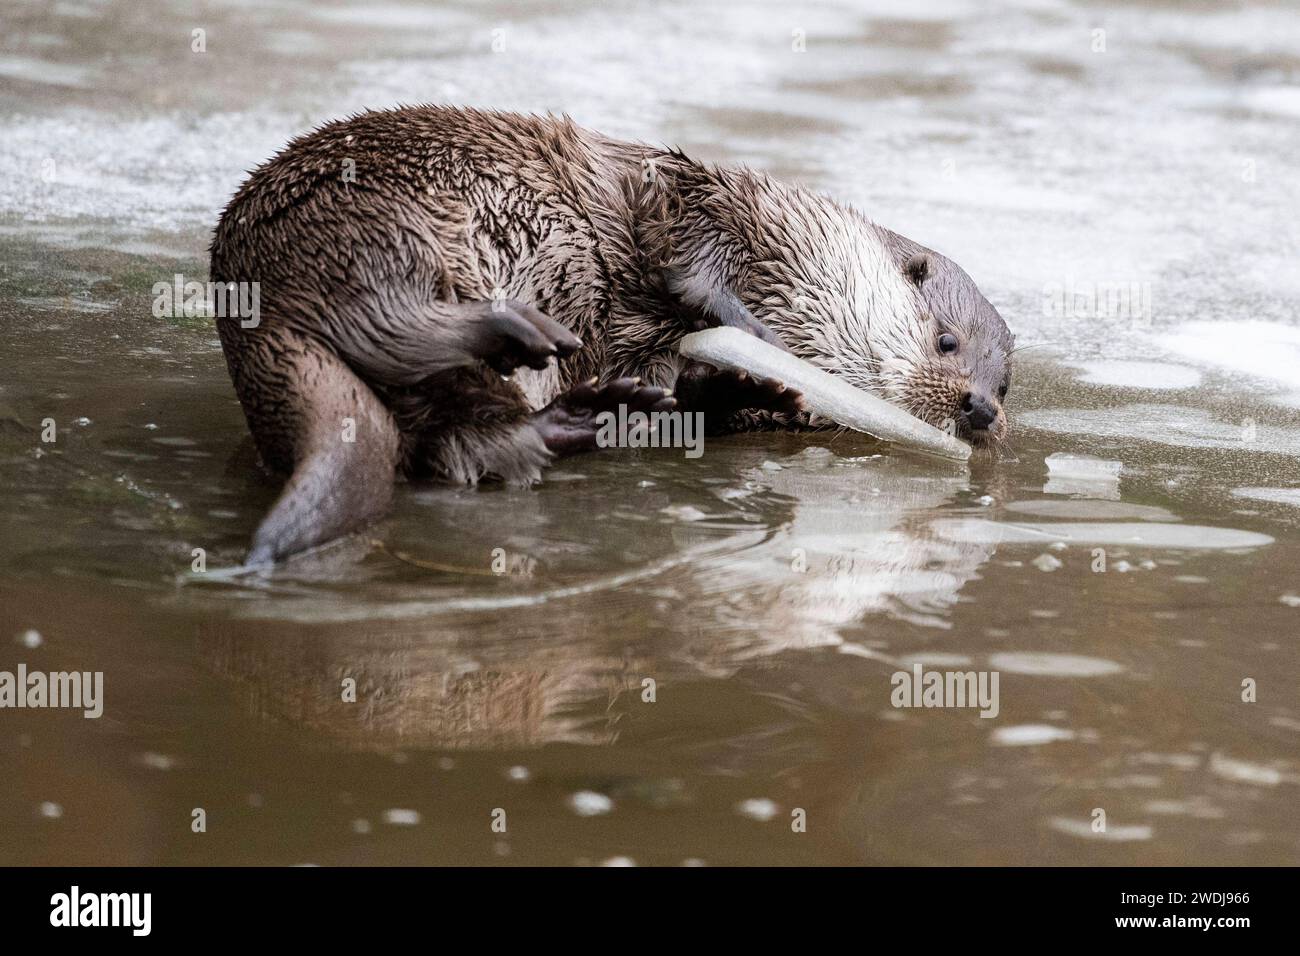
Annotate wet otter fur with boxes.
[209,106,1013,565]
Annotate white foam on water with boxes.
[989,653,1124,677]
[1070,360,1202,390]
[933,519,1272,550]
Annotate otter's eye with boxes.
[998,379,1010,400]
[937,333,959,355]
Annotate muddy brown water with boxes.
[1,0,1298,864]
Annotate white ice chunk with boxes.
[1232,487,1300,508]
[1070,360,1201,390]
[1049,817,1153,842]
[569,791,614,816]
[678,327,970,461]
[1044,452,1122,479]
[1159,320,1300,391]
[1042,452,1122,499]
[934,519,1273,550]
[988,653,1125,677]
[991,724,1077,746]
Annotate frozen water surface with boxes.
[1,0,1298,866]
[1069,361,1203,391]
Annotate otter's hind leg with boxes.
[397,368,676,484]
[395,365,553,486]
[220,323,401,565]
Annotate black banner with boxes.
[0,866,1286,941]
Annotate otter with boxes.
[209,106,1013,565]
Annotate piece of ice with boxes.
[1232,487,1300,508]
[678,327,971,461]
[1005,499,1176,521]
[1049,817,1153,842]
[382,808,421,826]
[1044,453,1122,479]
[991,725,1076,746]
[988,653,1124,677]
[735,798,779,822]
[1159,320,1300,391]
[660,505,708,521]
[1031,553,1063,572]
[1208,752,1282,786]
[1040,452,1123,504]
[569,791,614,816]
[1070,360,1201,390]
[933,519,1272,550]
[135,752,176,771]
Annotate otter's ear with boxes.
[904,253,931,287]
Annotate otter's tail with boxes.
[220,323,402,566]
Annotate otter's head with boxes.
[697,179,1014,446]
[884,247,1014,445]
[760,209,1014,446]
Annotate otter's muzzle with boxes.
[960,392,1000,433]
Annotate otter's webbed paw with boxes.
[532,377,676,456]
[464,299,583,375]
[674,361,803,433]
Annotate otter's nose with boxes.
[961,392,998,431]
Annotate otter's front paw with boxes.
[467,299,583,375]
[675,362,803,422]
[532,377,676,456]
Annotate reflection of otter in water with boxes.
[196,445,994,752]
[668,447,996,657]
[198,614,636,750]
[209,106,1015,565]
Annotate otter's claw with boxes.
[468,299,582,375]
[674,361,804,420]
[532,376,676,456]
